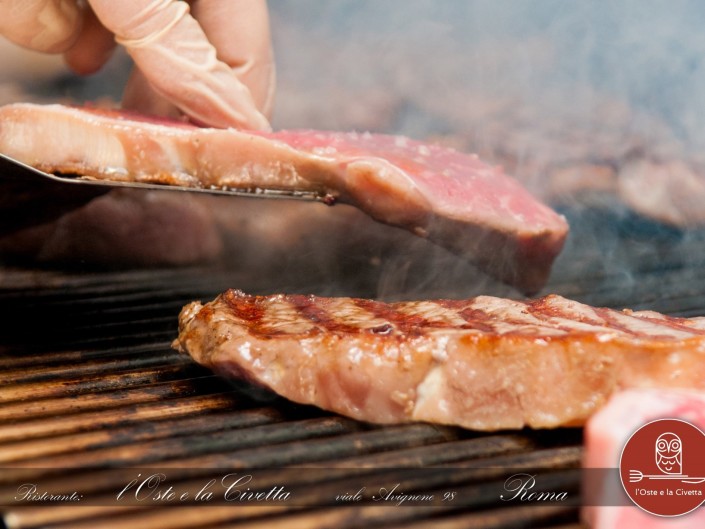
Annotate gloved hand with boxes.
[0,0,274,130]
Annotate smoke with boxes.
[271,0,705,141]
[4,1,705,302]
[265,0,705,302]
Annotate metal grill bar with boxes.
[0,363,202,403]
[0,376,228,422]
[12,216,701,529]
[0,393,243,443]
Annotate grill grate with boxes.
[3,206,705,528]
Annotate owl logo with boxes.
[655,432,683,475]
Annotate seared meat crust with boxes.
[175,290,705,430]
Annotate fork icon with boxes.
[629,470,705,484]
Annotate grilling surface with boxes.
[3,206,705,529]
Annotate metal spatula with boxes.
[0,153,326,236]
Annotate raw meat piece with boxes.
[583,389,705,528]
[173,290,705,431]
[0,189,223,266]
[0,103,568,292]
[618,159,705,227]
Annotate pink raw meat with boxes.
[0,103,568,292]
[583,389,705,528]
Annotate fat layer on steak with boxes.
[0,103,568,293]
[173,290,705,431]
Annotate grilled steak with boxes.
[174,290,705,431]
[0,103,567,292]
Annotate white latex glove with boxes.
[0,0,274,130]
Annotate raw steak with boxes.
[173,290,705,431]
[0,103,568,293]
[0,189,223,267]
[583,389,705,528]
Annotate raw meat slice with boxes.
[583,389,705,528]
[0,103,568,293]
[0,189,223,266]
[173,290,705,431]
[618,158,705,227]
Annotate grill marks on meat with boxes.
[0,103,568,293]
[174,290,705,430]
[217,291,705,339]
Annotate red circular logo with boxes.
[620,419,705,516]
